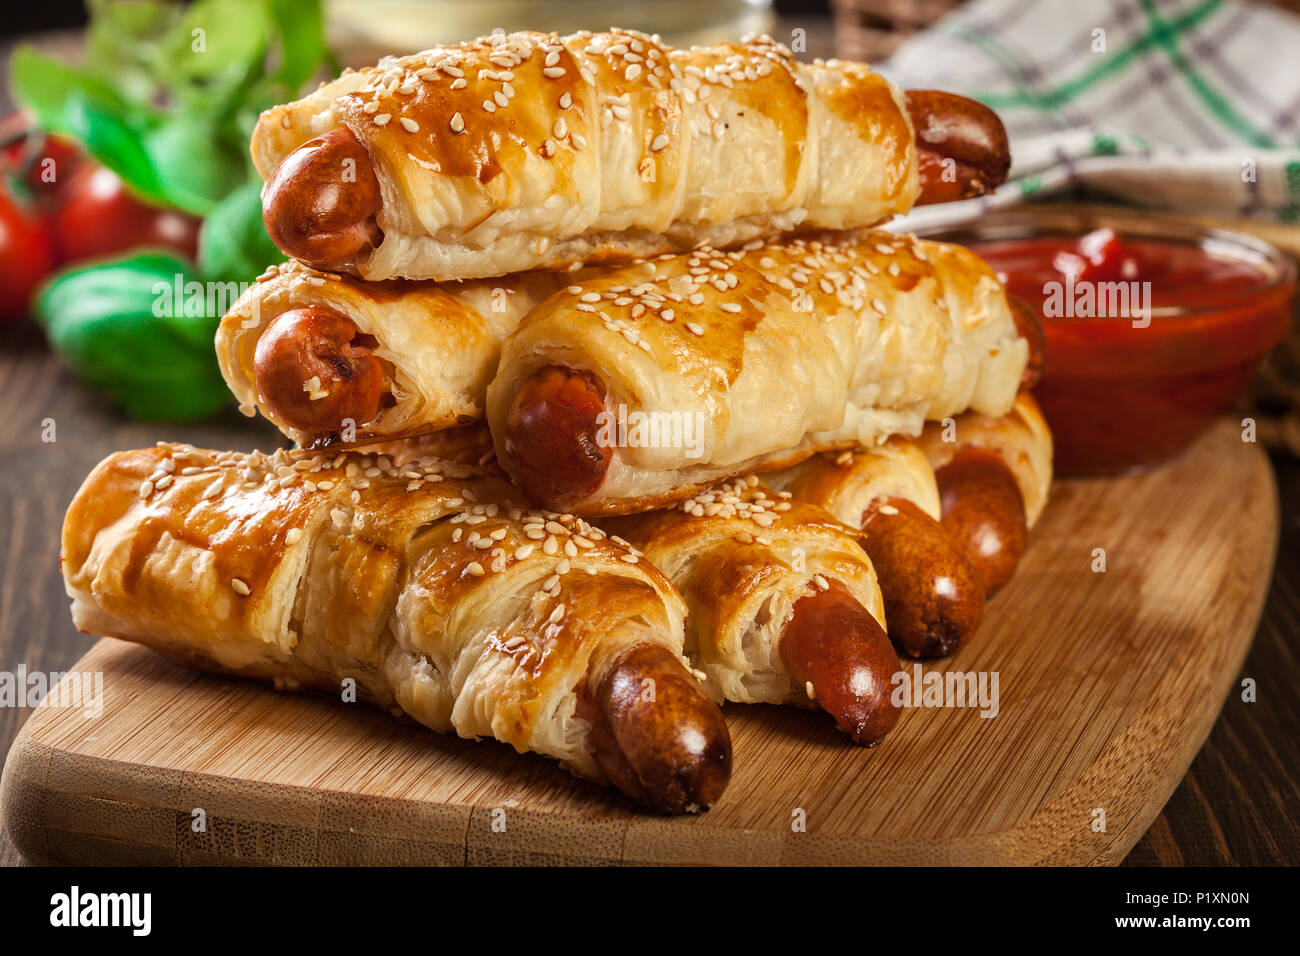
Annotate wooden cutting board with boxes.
[0,419,1277,866]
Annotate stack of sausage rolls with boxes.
[61,29,1051,815]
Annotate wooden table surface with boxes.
[0,316,1297,866]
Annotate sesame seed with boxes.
[231,578,251,596]
[545,50,561,67]
[450,77,467,90]
[552,117,567,138]
[559,92,573,109]
[373,113,391,126]
[543,66,566,78]
[805,681,816,700]
[548,604,566,624]
[543,535,559,555]
[493,90,509,108]
[686,322,704,336]
[879,503,899,516]
[286,528,303,544]
[483,100,496,113]
[450,112,465,132]
[466,562,485,577]
[720,302,742,313]
[650,133,669,151]
[514,544,535,560]
[620,553,639,564]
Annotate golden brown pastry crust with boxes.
[61,443,687,784]
[487,230,1027,514]
[604,476,884,706]
[767,437,942,525]
[217,260,566,447]
[252,30,918,280]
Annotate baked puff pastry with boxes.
[487,230,1029,515]
[253,29,919,280]
[770,397,1052,654]
[61,444,731,812]
[604,476,902,744]
[217,260,567,448]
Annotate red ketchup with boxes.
[974,228,1295,475]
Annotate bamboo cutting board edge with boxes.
[0,422,1279,866]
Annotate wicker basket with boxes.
[830,0,965,62]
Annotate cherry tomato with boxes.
[0,185,56,322]
[0,112,84,205]
[48,164,200,265]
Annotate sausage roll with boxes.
[487,231,1029,515]
[604,476,901,745]
[61,443,731,813]
[916,394,1054,596]
[254,29,938,281]
[773,395,1052,654]
[217,260,569,448]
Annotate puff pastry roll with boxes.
[488,231,1029,515]
[604,477,899,743]
[217,260,568,448]
[61,444,731,812]
[913,394,1053,596]
[771,436,985,658]
[774,395,1052,654]
[253,29,928,281]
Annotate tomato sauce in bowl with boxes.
[921,209,1295,476]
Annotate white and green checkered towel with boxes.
[878,0,1300,228]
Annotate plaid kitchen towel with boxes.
[877,0,1300,228]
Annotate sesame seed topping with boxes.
[650,133,669,151]
[720,302,742,313]
[466,562,485,577]
[543,66,566,78]
[286,528,303,545]
[450,112,465,132]
[373,113,391,126]
[231,578,251,596]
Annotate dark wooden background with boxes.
[1,316,1297,866]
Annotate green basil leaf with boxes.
[142,116,247,216]
[84,0,179,103]
[165,0,271,82]
[63,93,176,208]
[199,178,285,282]
[269,0,327,89]
[36,252,230,422]
[9,46,134,135]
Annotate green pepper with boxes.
[35,251,231,422]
